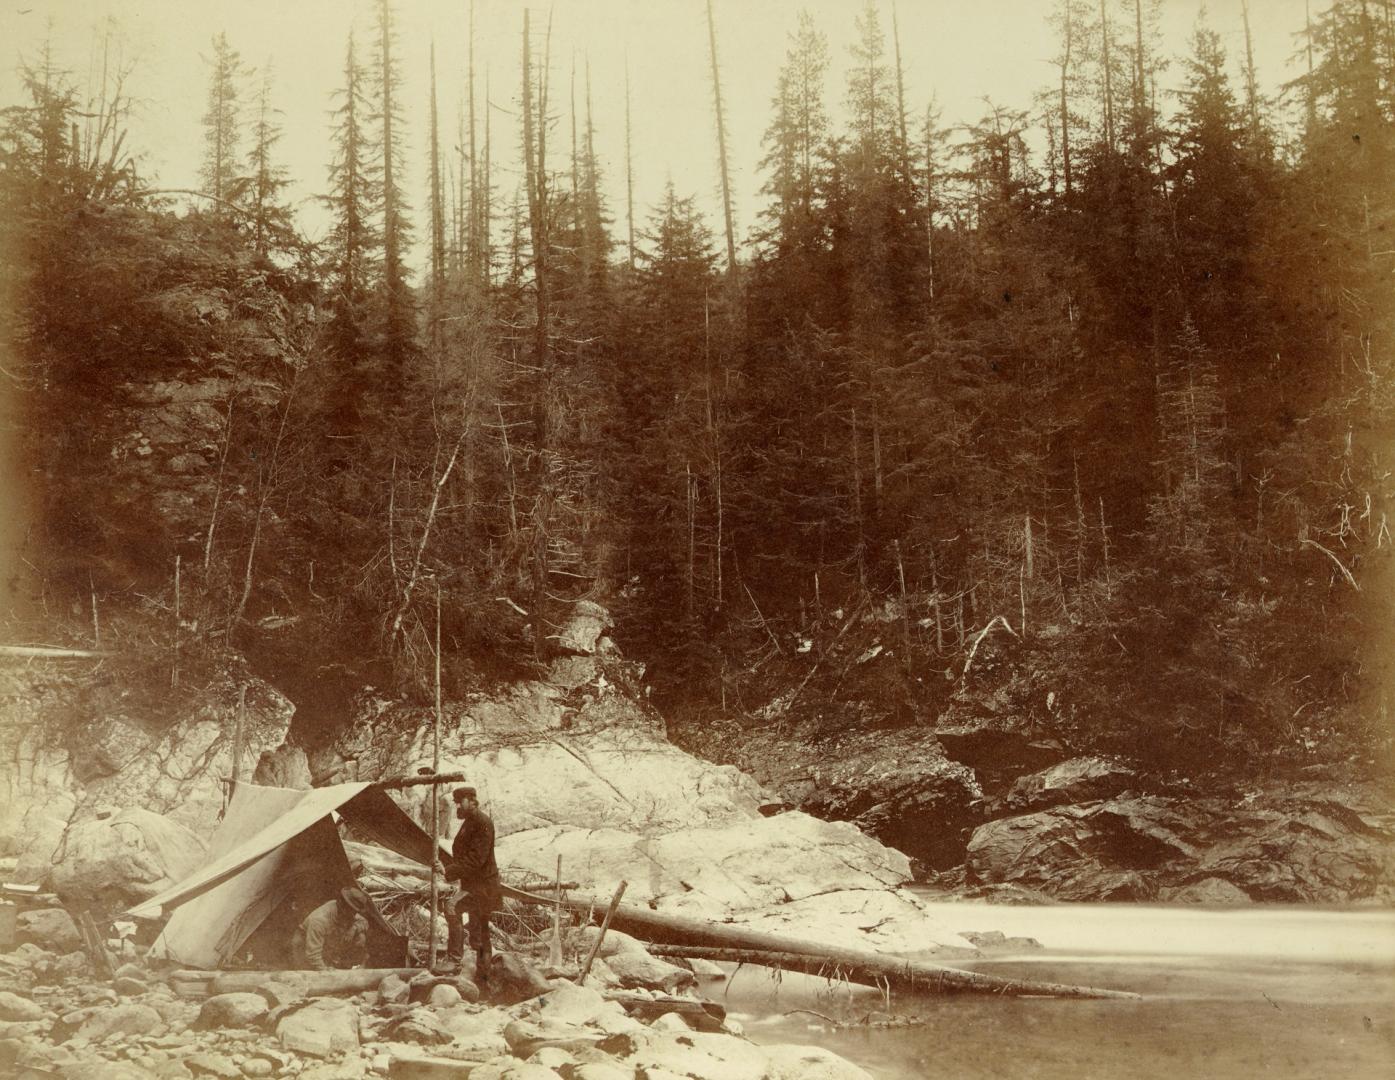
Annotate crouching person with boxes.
[292,886,371,970]
[439,786,501,977]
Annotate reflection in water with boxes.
[727,902,1395,1080]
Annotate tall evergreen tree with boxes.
[200,32,245,206]
[243,68,294,259]
[322,30,381,357]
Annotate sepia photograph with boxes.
[0,1,1391,1077]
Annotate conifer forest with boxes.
[1,0,1391,781]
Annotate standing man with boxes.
[441,785,500,976]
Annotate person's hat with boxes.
[339,886,370,914]
[452,786,477,803]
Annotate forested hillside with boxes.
[1,0,1390,778]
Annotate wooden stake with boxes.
[580,880,627,983]
[548,854,563,968]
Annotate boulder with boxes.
[763,1043,874,1080]
[556,601,611,655]
[538,984,609,1027]
[326,687,764,837]
[601,951,695,994]
[275,998,360,1057]
[113,976,149,996]
[616,1030,771,1080]
[73,1002,162,1041]
[47,807,208,907]
[574,927,649,959]
[196,992,269,1030]
[0,991,43,1022]
[385,1051,478,1079]
[426,983,461,1009]
[15,907,80,952]
[1003,757,1136,813]
[184,1051,242,1078]
[378,973,410,1005]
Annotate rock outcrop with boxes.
[0,666,294,887]
[966,783,1395,903]
[326,652,972,954]
[723,726,984,872]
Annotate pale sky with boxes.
[1,0,1313,262]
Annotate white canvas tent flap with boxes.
[127,781,371,920]
[126,780,449,968]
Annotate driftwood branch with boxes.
[0,646,111,659]
[1298,538,1361,591]
[961,614,1018,678]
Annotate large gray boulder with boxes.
[275,998,360,1057]
[48,806,207,907]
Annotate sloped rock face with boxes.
[498,813,908,916]
[321,664,765,838]
[332,657,972,954]
[724,726,983,871]
[966,784,1395,903]
[0,666,294,882]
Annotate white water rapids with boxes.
[721,900,1395,1079]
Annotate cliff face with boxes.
[0,661,294,884]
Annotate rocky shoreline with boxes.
[0,910,872,1080]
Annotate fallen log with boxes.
[168,967,418,998]
[501,885,1137,1000]
[648,944,1134,1000]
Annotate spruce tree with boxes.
[201,32,245,207]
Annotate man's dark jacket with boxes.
[448,804,501,901]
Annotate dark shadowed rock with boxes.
[733,726,983,870]
[1003,757,1136,813]
[967,785,1395,903]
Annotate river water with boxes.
[726,901,1395,1079]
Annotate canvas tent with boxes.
[126,781,445,968]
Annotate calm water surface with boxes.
[726,901,1395,1080]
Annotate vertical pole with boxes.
[232,684,246,786]
[172,554,181,689]
[430,583,442,969]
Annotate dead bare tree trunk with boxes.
[705,0,739,277]
[388,421,470,646]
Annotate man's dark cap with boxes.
[452,786,477,803]
[339,886,370,914]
